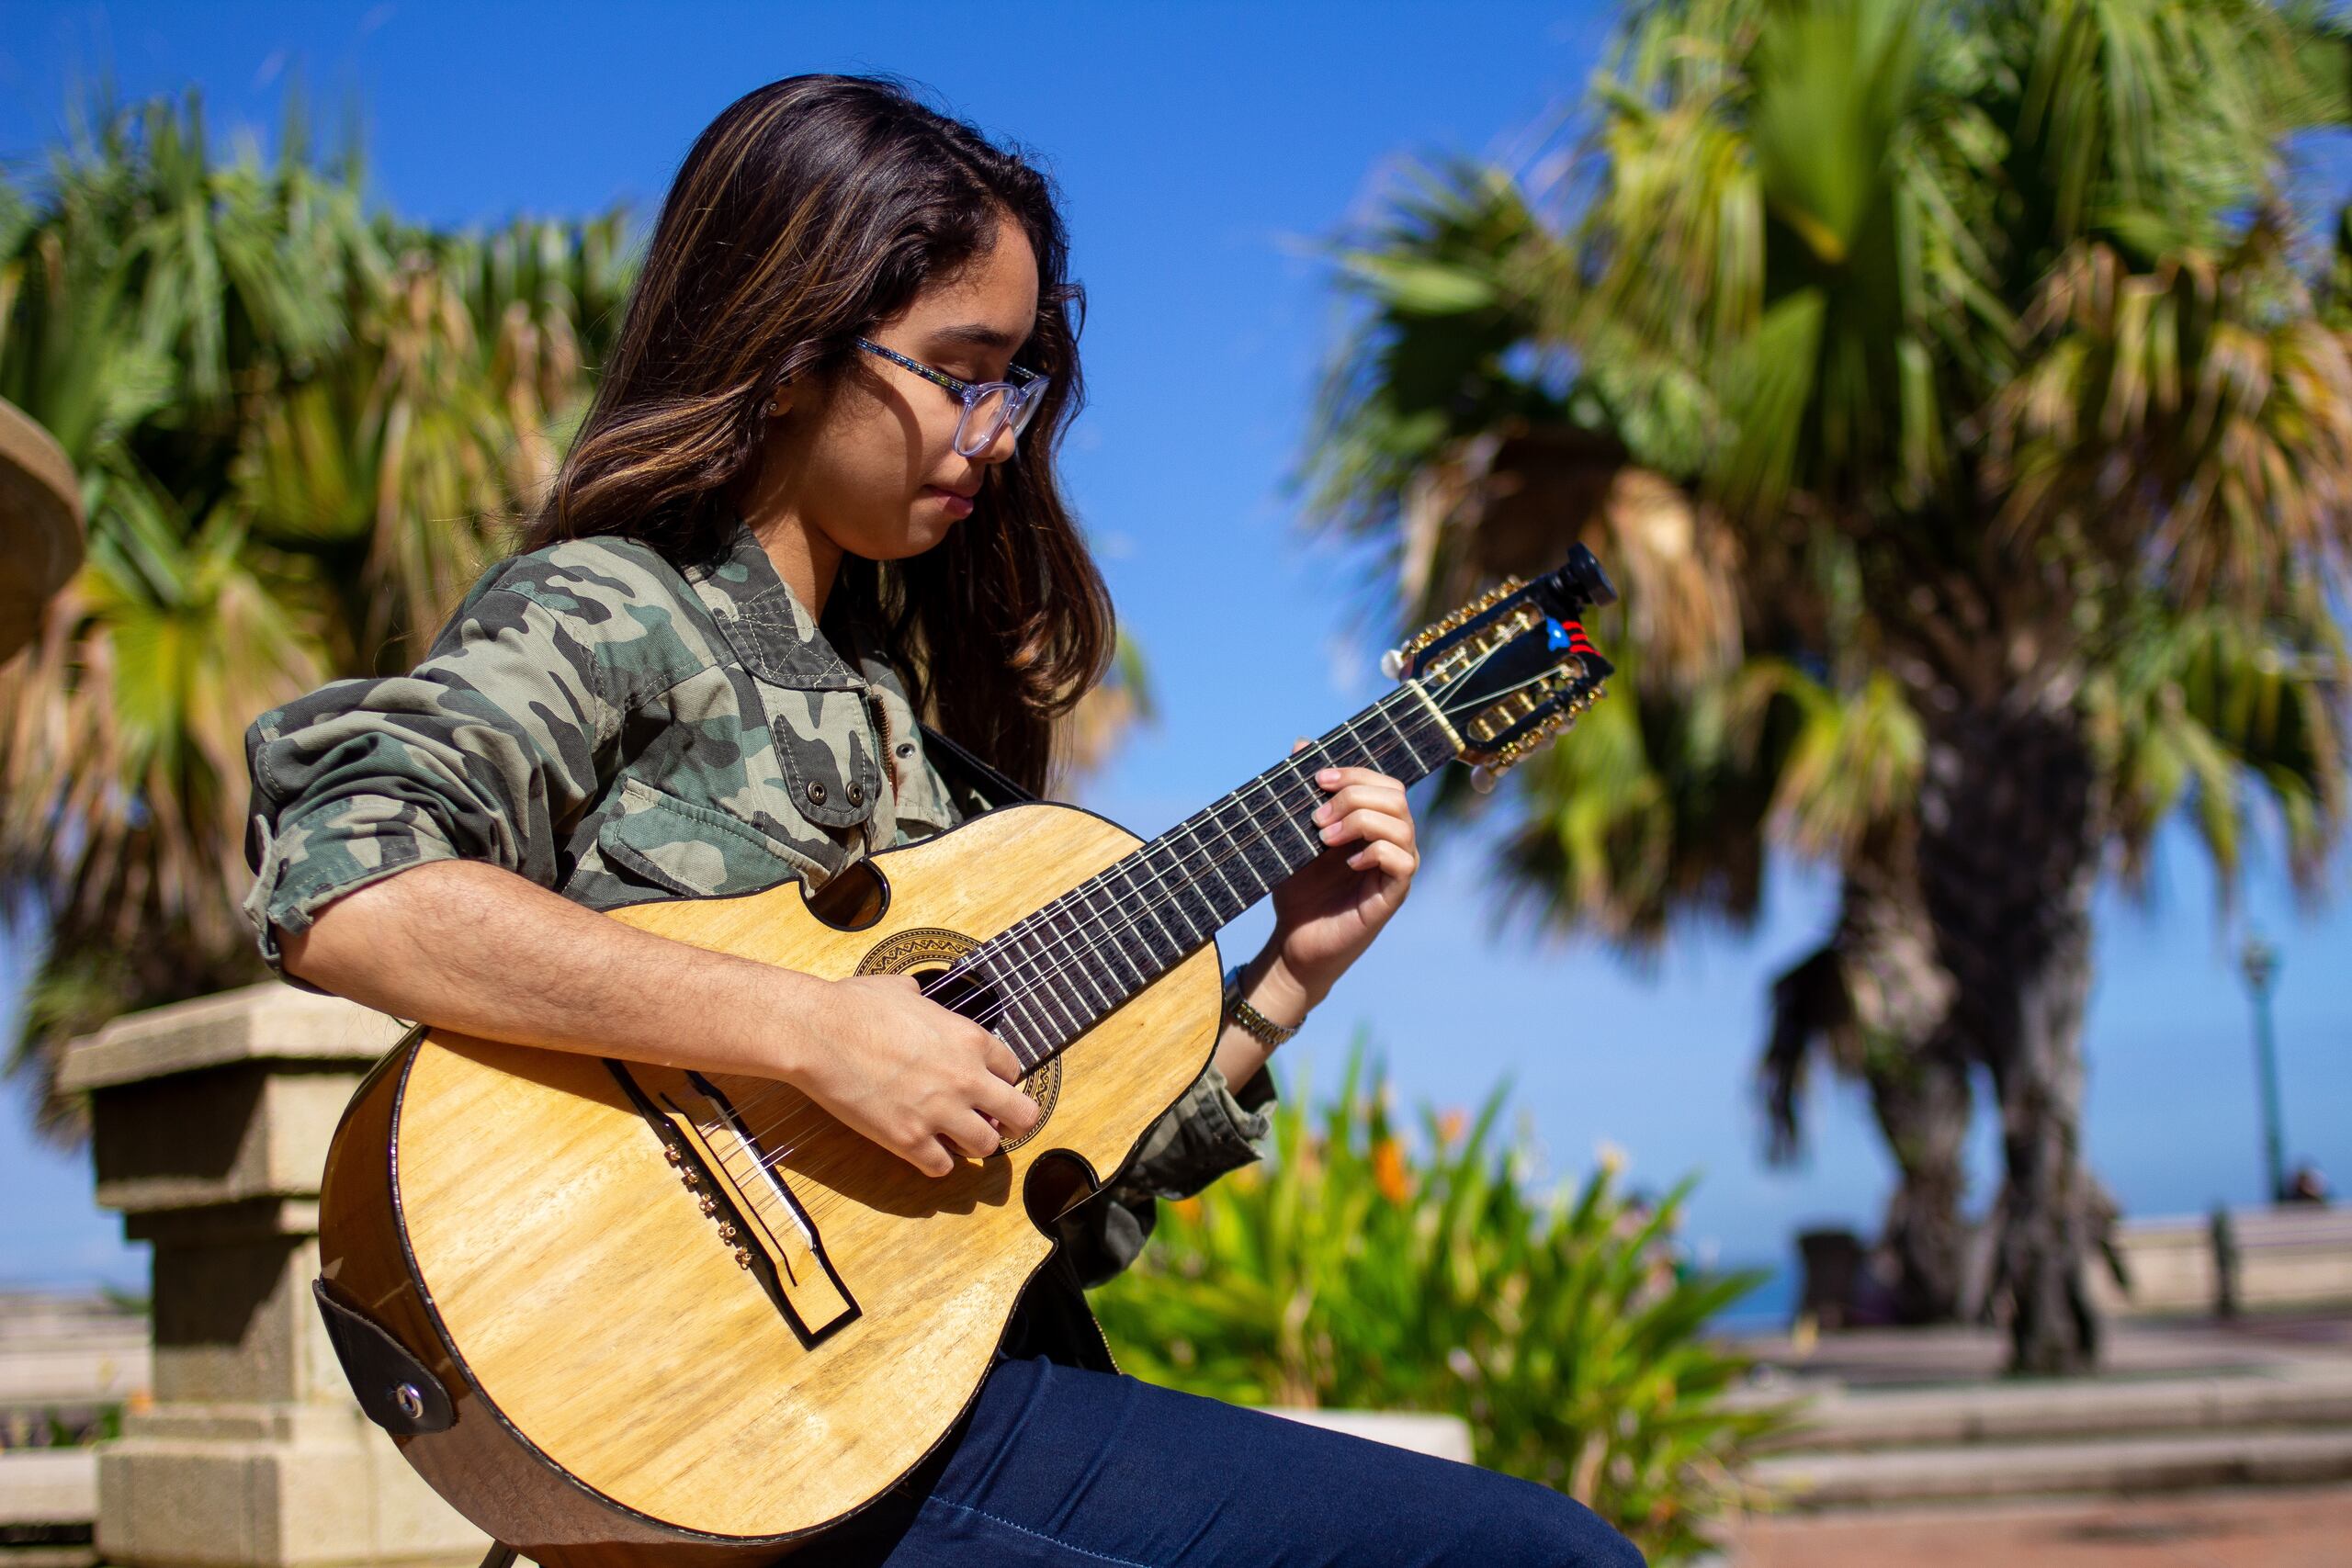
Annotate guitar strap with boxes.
[916,721,1037,808]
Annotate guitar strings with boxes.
[698,644,1541,1198]
[700,639,1566,1210]
[709,685,1430,1139]
[699,712,1426,1197]
[707,657,1579,1231]
[711,689,1430,1145]
[699,708,1433,1207]
[699,650,1558,1209]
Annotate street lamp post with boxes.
[2240,934,2287,1206]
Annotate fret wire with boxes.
[946,685,1463,1067]
[1091,878,1160,996]
[1370,702,1413,764]
[1129,851,1202,948]
[1048,902,1116,1016]
[1166,829,1232,935]
[1077,881,1151,993]
[1217,783,1289,883]
[1327,714,1378,773]
[996,992,1046,1069]
[1018,930,1084,1038]
[1256,759,1323,863]
[1180,819,1248,913]
[1203,790,1285,894]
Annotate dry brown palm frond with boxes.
[1398,423,1743,691]
[1984,231,2352,615]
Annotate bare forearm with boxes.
[280,860,825,1079]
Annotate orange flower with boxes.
[1372,1137,1411,1203]
[1170,1196,1203,1224]
[1436,1108,1467,1146]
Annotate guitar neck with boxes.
[962,684,1458,1070]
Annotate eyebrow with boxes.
[923,322,1022,353]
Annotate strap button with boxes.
[805,781,827,806]
[846,781,865,806]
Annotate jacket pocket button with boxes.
[846,782,865,806]
[805,781,827,806]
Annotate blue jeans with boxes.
[800,1354,1645,1567]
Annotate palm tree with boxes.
[0,90,1154,1148]
[1306,0,2350,1371]
[0,92,632,1141]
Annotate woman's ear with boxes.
[764,379,792,419]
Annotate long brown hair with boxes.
[522,74,1110,794]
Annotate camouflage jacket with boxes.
[241,516,1273,1363]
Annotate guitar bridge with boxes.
[605,1061,860,1347]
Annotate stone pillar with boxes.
[61,984,489,1568]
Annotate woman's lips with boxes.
[925,486,975,518]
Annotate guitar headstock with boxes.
[1382,546,1618,793]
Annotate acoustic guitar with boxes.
[313,550,1617,1566]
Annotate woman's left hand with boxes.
[1254,759,1420,1019]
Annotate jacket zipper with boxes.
[866,693,897,842]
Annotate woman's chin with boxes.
[860,514,958,561]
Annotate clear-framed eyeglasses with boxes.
[854,337,1049,458]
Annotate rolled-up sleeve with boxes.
[242,586,616,976]
[1056,1061,1278,1287]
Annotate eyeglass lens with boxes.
[956,384,1042,457]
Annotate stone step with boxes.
[1756,1427,2352,1509]
[1755,1370,2352,1453]
[0,1450,96,1526]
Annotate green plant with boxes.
[1091,1045,1784,1564]
[1304,0,2352,1371]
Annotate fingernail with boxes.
[1317,768,1340,785]
[1312,804,1332,824]
[1320,822,1341,840]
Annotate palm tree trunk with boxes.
[1761,842,1971,1324]
[1863,1045,1974,1325]
[1917,693,2104,1374]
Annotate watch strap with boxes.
[1222,964,1301,1049]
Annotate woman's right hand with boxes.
[790,973,1041,1178]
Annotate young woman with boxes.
[244,75,1642,1567]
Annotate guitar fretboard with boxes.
[949,684,1456,1069]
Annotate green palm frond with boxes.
[0,93,631,1142]
[2093,604,2346,894]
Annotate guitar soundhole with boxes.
[857,927,1062,1154]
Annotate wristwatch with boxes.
[1221,964,1302,1049]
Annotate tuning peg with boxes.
[1470,764,1499,795]
[1380,648,1407,680]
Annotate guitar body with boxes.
[318,803,1223,1566]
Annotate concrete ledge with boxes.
[0,1449,97,1526]
[1753,1369,2352,1452]
[1756,1428,2352,1508]
[1254,1407,1476,1463]
[60,985,407,1096]
[96,1423,488,1568]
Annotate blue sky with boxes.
[2,1,2347,1295]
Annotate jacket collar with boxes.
[684,514,867,693]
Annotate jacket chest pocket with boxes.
[756,684,885,830]
[597,777,829,899]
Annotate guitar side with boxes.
[318,802,1224,1565]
